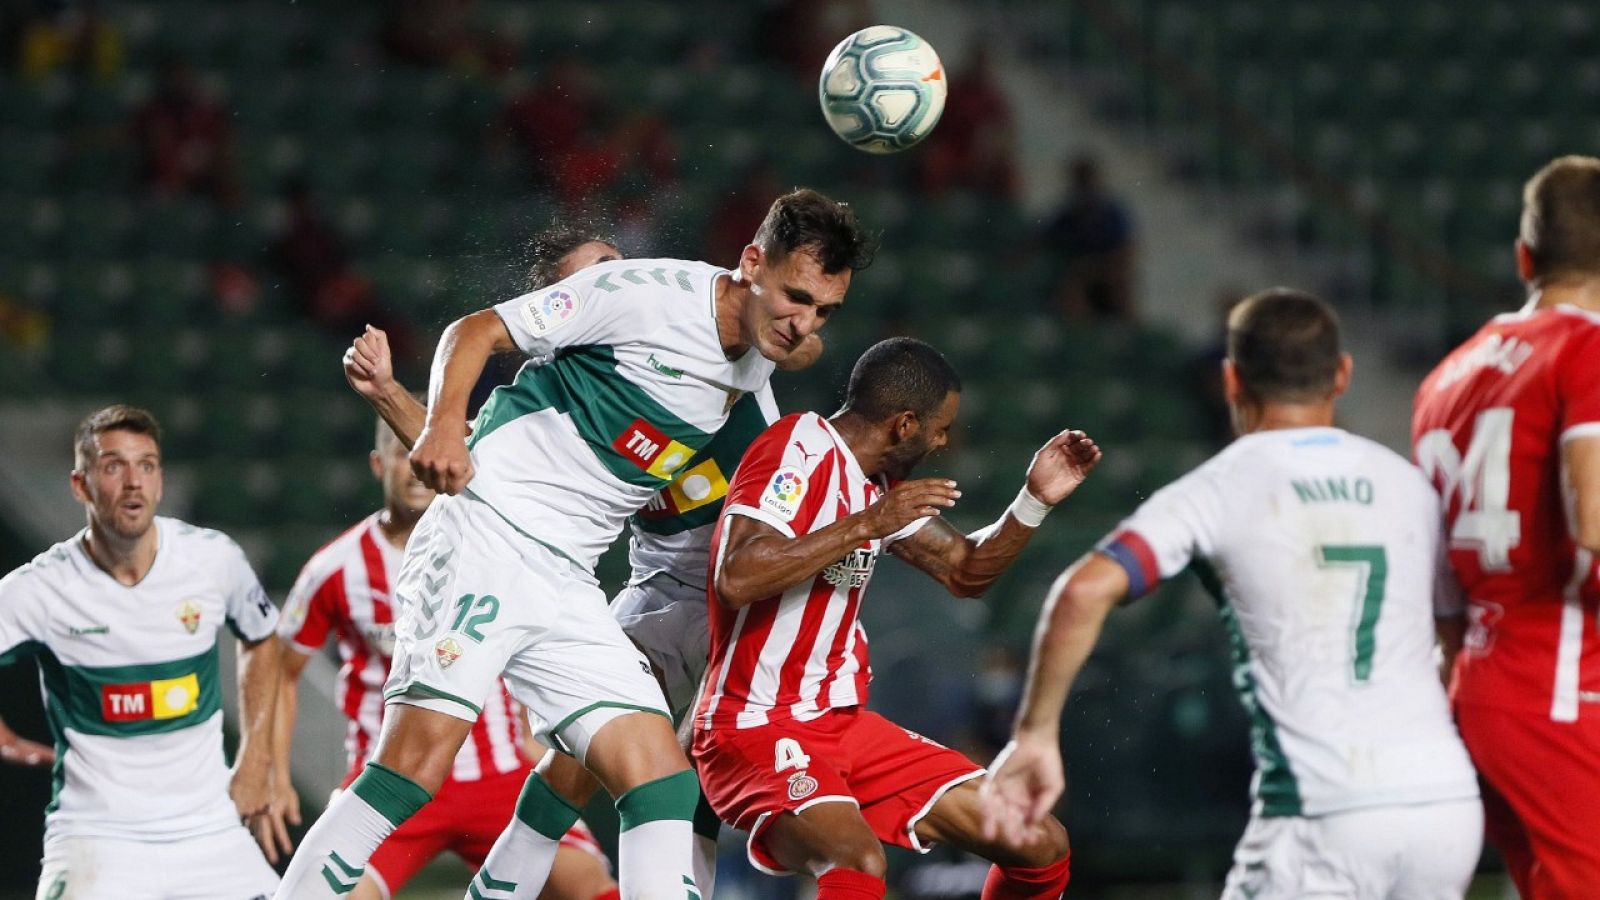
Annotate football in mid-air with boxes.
[818,25,947,155]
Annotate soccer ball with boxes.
[818,25,947,155]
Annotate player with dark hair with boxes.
[277,188,874,899]
[0,405,283,899]
[694,337,1099,900]
[986,289,1482,898]
[1413,155,1600,897]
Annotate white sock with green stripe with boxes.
[691,791,721,900]
[277,762,432,898]
[615,769,701,900]
[463,772,580,900]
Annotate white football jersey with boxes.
[0,517,278,841]
[476,258,776,570]
[1097,427,1478,817]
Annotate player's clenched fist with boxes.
[862,477,960,537]
[410,427,475,494]
[343,324,395,403]
[1025,429,1102,505]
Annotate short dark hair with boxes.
[1226,288,1342,403]
[842,337,961,422]
[1520,155,1600,282]
[753,188,877,274]
[526,222,620,290]
[74,405,162,471]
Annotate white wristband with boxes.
[1008,486,1053,528]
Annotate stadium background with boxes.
[0,0,1546,895]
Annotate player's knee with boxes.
[826,840,888,880]
[1022,816,1071,866]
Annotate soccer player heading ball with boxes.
[275,189,873,899]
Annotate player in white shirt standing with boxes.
[0,405,282,900]
[982,289,1483,899]
[275,189,873,899]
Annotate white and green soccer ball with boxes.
[818,25,947,155]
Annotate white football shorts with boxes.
[611,573,710,721]
[37,826,277,900]
[1222,797,1483,899]
[384,491,670,763]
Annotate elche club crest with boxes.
[434,637,463,669]
[176,600,202,635]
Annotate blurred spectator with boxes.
[16,1,123,82]
[757,0,872,78]
[270,178,413,356]
[208,261,262,320]
[703,162,782,264]
[0,290,50,354]
[1189,286,1246,449]
[380,0,485,72]
[1043,154,1136,320]
[916,44,1019,199]
[130,55,241,207]
[500,57,601,187]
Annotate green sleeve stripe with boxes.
[514,773,582,841]
[350,762,433,827]
[616,769,700,831]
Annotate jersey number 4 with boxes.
[1317,545,1387,682]
[1416,407,1522,571]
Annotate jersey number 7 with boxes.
[1415,407,1521,571]
[1317,545,1387,682]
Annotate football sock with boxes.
[462,772,579,900]
[691,791,722,900]
[980,853,1072,900]
[816,869,887,900]
[276,763,431,898]
[615,769,700,899]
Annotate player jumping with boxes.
[695,337,1098,900]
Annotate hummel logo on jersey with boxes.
[176,600,202,634]
[101,673,200,722]
[822,547,877,589]
[68,624,110,637]
[613,419,693,480]
[647,354,684,379]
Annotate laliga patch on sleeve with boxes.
[520,287,582,337]
[760,466,808,521]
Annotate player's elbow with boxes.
[714,569,756,610]
[944,571,991,599]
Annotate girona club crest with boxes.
[786,771,819,801]
[176,600,202,635]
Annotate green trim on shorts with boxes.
[515,773,583,841]
[549,701,671,750]
[616,769,701,831]
[384,682,484,717]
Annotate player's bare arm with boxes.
[0,712,54,768]
[981,553,1127,846]
[410,310,517,494]
[891,429,1101,597]
[715,477,960,609]
[231,632,281,828]
[1566,435,1600,552]
[257,637,309,863]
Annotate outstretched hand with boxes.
[1025,430,1102,505]
[862,478,960,538]
[979,735,1066,847]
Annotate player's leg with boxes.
[279,496,524,898]
[1387,798,1483,900]
[914,779,1071,899]
[760,802,890,899]
[539,827,620,900]
[353,777,463,900]
[157,826,283,900]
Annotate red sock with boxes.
[591,889,621,900]
[981,852,1072,900]
[817,868,887,900]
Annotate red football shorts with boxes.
[692,707,983,874]
[1456,702,1600,899]
[350,765,606,893]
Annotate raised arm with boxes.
[344,325,427,450]
[890,429,1101,597]
[715,477,962,609]
[409,310,517,493]
[980,553,1129,844]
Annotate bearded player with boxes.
[694,338,1098,900]
[1413,155,1600,898]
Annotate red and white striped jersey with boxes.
[697,413,924,731]
[279,514,528,781]
[1413,301,1600,722]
